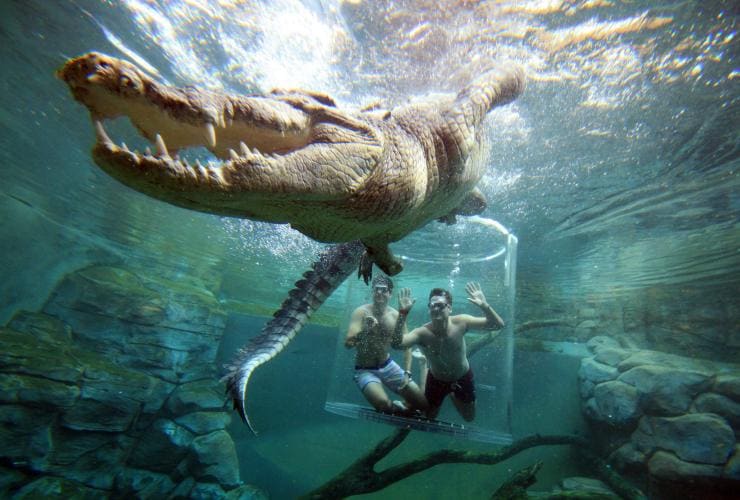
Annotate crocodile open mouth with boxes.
[88,118,280,188]
[57,52,380,198]
[56,52,324,185]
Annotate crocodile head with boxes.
[57,52,382,223]
[58,52,524,273]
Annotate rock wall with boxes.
[578,336,740,497]
[0,265,265,499]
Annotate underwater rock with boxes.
[59,397,140,433]
[586,335,620,352]
[189,430,241,488]
[60,364,172,432]
[724,445,740,480]
[45,265,225,331]
[128,418,194,473]
[609,442,646,470]
[593,346,630,367]
[579,357,618,384]
[40,430,132,489]
[557,476,619,498]
[0,466,26,495]
[591,380,640,426]
[186,482,268,500]
[166,379,225,414]
[692,392,740,428]
[0,406,53,466]
[43,265,226,382]
[190,482,230,499]
[2,315,174,433]
[632,413,734,465]
[169,477,196,498]
[580,379,595,399]
[12,476,101,499]
[578,345,739,487]
[618,365,711,415]
[0,324,83,398]
[115,468,177,498]
[7,310,73,345]
[714,373,740,401]
[647,450,724,480]
[226,484,270,499]
[0,265,245,496]
[175,411,232,435]
[0,372,80,409]
[617,350,714,373]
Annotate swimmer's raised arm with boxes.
[459,281,505,331]
[391,288,422,349]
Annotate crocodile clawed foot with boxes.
[358,244,403,284]
[358,251,374,284]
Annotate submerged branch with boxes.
[303,433,590,499]
[491,461,543,500]
[304,430,645,500]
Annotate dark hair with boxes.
[372,275,393,293]
[428,288,452,306]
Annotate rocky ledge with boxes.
[578,335,739,496]
[0,265,265,499]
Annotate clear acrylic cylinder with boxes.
[325,217,517,444]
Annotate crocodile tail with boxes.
[221,240,365,434]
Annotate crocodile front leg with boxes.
[357,243,404,284]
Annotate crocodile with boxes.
[57,52,525,432]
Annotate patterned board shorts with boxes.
[353,357,409,393]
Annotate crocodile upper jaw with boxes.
[57,52,382,217]
[57,52,314,157]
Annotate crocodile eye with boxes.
[118,72,143,95]
[99,61,111,69]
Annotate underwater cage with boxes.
[325,217,517,444]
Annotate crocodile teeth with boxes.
[155,133,170,158]
[205,123,217,148]
[145,146,152,157]
[229,149,240,161]
[240,142,249,156]
[120,142,129,151]
[94,120,112,144]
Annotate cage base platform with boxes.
[325,401,512,445]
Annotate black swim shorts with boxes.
[424,368,476,408]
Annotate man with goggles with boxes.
[391,282,504,421]
[345,275,428,415]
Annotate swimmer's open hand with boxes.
[362,315,379,332]
[466,281,488,307]
[398,288,415,315]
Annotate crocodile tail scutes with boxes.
[221,240,365,434]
